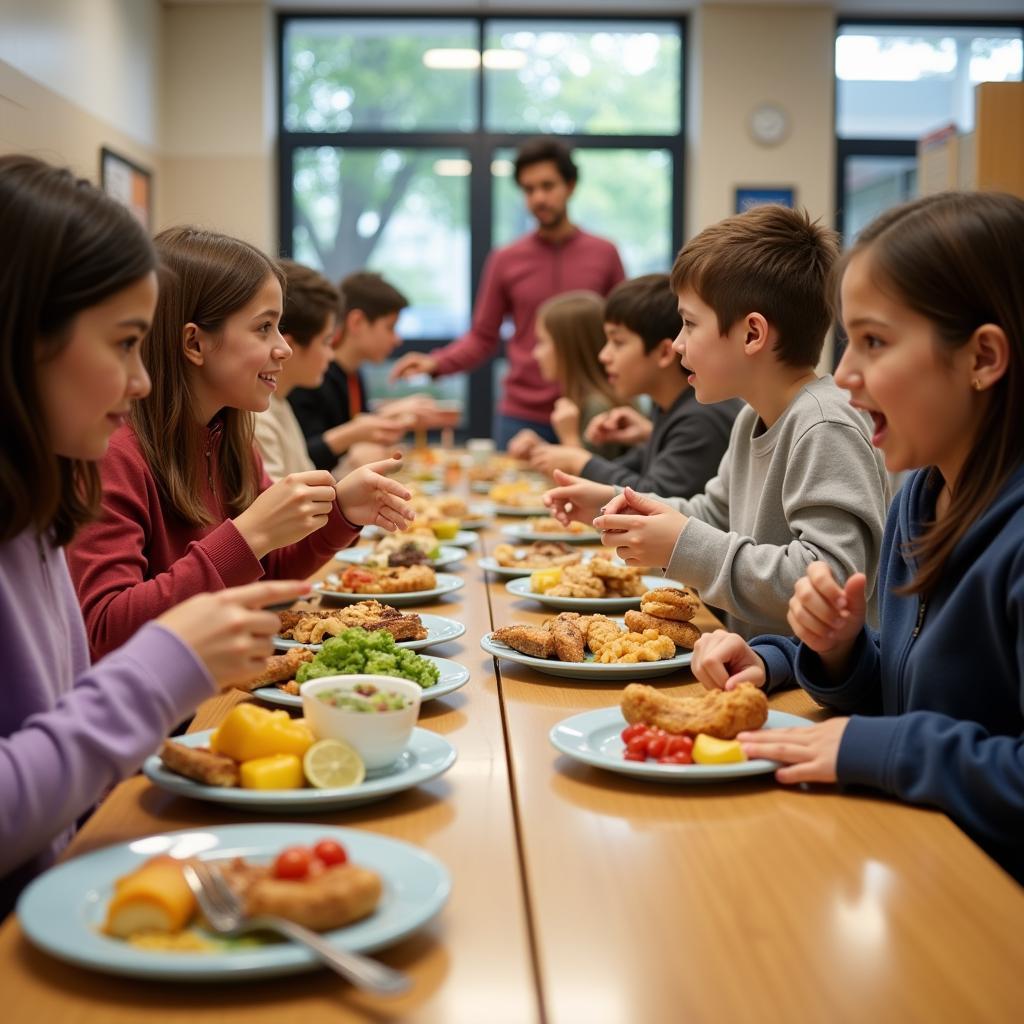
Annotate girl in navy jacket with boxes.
[690,191,1024,884]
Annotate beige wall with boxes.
[160,1,276,252]
[687,4,836,234]
[0,0,161,211]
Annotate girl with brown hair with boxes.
[68,226,413,659]
[0,155,308,915]
[507,291,622,461]
[691,191,1024,884]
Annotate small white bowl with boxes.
[299,675,422,771]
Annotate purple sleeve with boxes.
[0,624,214,877]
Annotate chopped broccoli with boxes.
[296,628,440,689]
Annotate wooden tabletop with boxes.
[3,487,1023,1022]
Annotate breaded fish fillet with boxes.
[621,682,768,739]
[623,610,701,649]
[238,647,314,691]
[492,625,554,659]
[160,741,240,787]
[550,617,586,662]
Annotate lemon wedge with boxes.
[692,734,746,764]
[302,738,366,789]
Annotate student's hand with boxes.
[157,580,309,690]
[335,454,415,532]
[507,428,544,459]
[388,352,438,383]
[592,487,687,568]
[324,414,408,455]
[691,630,767,691]
[529,443,591,478]
[379,394,459,430]
[551,397,581,445]
[233,470,339,559]
[788,562,867,679]
[585,406,653,447]
[542,470,615,527]
[738,718,850,785]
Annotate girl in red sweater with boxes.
[69,227,413,657]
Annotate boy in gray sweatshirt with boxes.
[547,205,890,639]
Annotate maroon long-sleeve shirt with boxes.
[67,421,358,659]
[432,228,625,424]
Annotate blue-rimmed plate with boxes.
[273,614,466,654]
[505,575,680,613]
[252,655,470,709]
[499,522,599,545]
[549,706,811,781]
[480,630,693,681]
[335,544,467,570]
[142,727,456,811]
[313,573,465,607]
[17,823,450,980]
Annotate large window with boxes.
[279,16,685,437]
[835,20,1023,243]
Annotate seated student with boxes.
[253,260,338,480]
[690,192,1024,885]
[507,291,624,461]
[548,204,890,639]
[68,228,414,659]
[0,155,307,915]
[528,273,740,498]
[288,271,441,473]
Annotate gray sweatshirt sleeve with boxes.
[653,445,733,529]
[665,421,886,632]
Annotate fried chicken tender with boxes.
[585,616,625,654]
[159,741,240,787]
[550,617,586,662]
[331,565,437,594]
[595,630,676,664]
[624,610,701,649]
[492,625,555,659]
[547,563,606,598]
[621,682,768,739]
[238,647,314,690]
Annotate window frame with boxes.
[277,10,687,439]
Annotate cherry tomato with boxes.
[313,839,348,867]
[625,736,649,758]
[658,752,694,765]
[623,749,647,762]
[621,723,648,743]
[646,734,668,759]
[273,846,313,880]
[665,735,694,758]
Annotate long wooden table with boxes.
[3,505,1023,1022]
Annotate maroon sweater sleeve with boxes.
[431,250,508,376]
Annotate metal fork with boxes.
[182,861,411,995]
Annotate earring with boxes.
[972,378,983,391]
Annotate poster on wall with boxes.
[100,147,152,231]
[734,187,795,214]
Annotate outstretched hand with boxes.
[591,487,687,567]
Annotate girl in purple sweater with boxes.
[0,155,307,916]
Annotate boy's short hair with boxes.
[279,259,339,347]
[669,205,839,367]
[604,274,682,355]
[514,137,578,186]
[338,271,408,324]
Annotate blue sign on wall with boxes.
[735,187,795,214]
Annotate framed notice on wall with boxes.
[100,147,152,231]
[734,187,795,214]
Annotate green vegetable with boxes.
[296,628,440,689]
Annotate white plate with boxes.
[492,504,549,517]
[253,655,470,708]
[335,544,466,570]
[274,613,466,653]
[312,573,465,607]
[505,574,680,613]
[499,522,599,545]
[143,728,457,811]
[479,550,624,580]
[480,630,693,681]
[549,706,811,780]
[18,823,450,979]
[361,526,479,548]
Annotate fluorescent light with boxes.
[422,48,526,71]
[434,158,472,177]
[491,159,515,177]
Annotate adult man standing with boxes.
[389,138,625,447]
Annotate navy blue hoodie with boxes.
[754,464,1024,884]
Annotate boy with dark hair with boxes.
[289,270,426,472]
[547,205,890,639]
[529,273,740,499]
